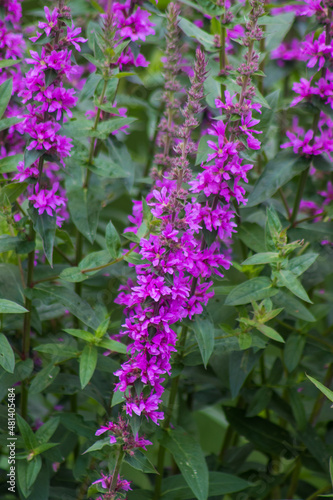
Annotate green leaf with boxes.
[0,299,27,313]
[307,374,333,403]
[225,277,278,306]
[0,235,19,253]
[79,250,111,275]
[31,285,100,330]
[79,73,103,101]
[105,221,121,259]
[246,387,272,417]
[95,318,109,339]
[83,436,114,454]
[92,117,137,140]
[0,59,21,69]
[161,426,209,500]
[64,328,95,342]
[259,12,295,50]
[0,153,23,174]
[16,414,38,450]
[35,417,60,444]
[29,208,56,266]
[224,407,292,456]
[247,152,310,207]
[191,310,214,368]
[0,116,22,132]
[178,18,215,51]
[0,333,15,373]
[0,181,27,203]
[289,387,307,431]
[330,456,333,488]
[256,324,285,343]
[161,472,250,500]
[277,270,312,303]
[284,334,306,372]
[229,350,262,399]
[237,223,266,253]
[288,253,318,277]
[18,457,42,497]
[272,291,315,322]
[124,450,157,473]
[0,78,13,119]
[79,344,98,389]
[34,343,79,359]
[66,185,101,244]
[29,364,60,395]
[242,252,281,266]
[97,338,127,354]
[59,266,89,283]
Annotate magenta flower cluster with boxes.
[112,2,264,426]
[15,6,86,226]
[279,0,333,224]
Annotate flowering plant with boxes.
[0,0,333,499]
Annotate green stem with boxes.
[219,14,226,99]
[21,221,36,419]
[153,326,188,500]
[305,484,332,500]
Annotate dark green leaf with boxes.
[34,343,79,359]
[64,328,95,342]
[1,181,27,203]
[124,450,157,473]
[31,285,100,330]
[18,456,42,497]
[237,223,266,253]
[29,364,60,395]
[229,350,262,399]
[16,414,38,450]
[92,117,137,140]
[224,407,292,456]
[35,417,60,444]
[0,333,15,373]
[79,344,98,389]
[284,334,306,372]
[225,277,278,306]
[246,387,272,417]
[66,185,101,244]
[161,471,250,500]
[289,387,307,430]
[191,310,214,368]
[272,291,315,322]
[161,426,209,500]
[259,12,295,50]
[247,152,310,207]
[29,208,57,266]
[83,436,114,454]
[105,221,121,259]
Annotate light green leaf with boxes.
[0,299,27,313]
[79,344,98,389]
[0,59,21,69]
[307,374,333,403]
[0,116,22,132]
[272,291,315,322]
[288,253,318,277]
[16,414,38,450]
[83,436,114,454]
[225,277,278,306]
[64,328,95,342]
[59,266,89,283]
[97,338,127,354]
[0,79,13,119]
[0,154,23,174]
[79,250,110,275]
[35,417,60,444]
[0,333,15,373]
[178,17,216,51]
[124,450,157,474]
[242,252,281,266]
[161,426,209,500]
[92,117,137,140]
[256,324,285,343]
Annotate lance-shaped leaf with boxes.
[225,277,278,306]
[29,207,56,266]
[0,333,15,373]
[277,270,312,303]
[79,344,98,389]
